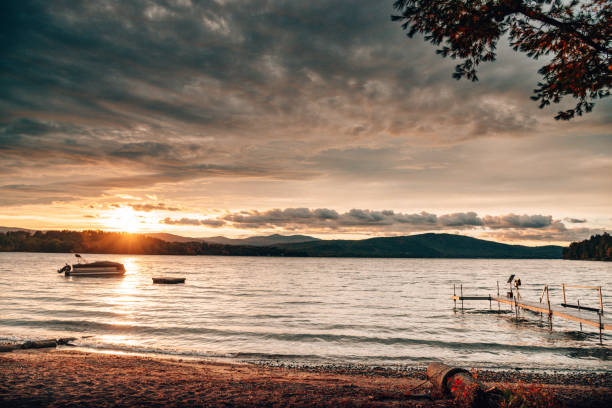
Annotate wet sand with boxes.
[1,349,610,407]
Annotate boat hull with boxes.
[69,267,125,276]
[63,261,126,277]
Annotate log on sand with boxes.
[0,337,76,353]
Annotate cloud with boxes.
[162,217,225,227]
[110,143,174,159]
[438,212,483,227]
[220,208,564,232]
[129,202,181,212]
[482,214,552,229]
[0,0,609,238]
[564,217,587,223]
[222,208,423,229]
[3,0,597,169]
[485,227,606,243]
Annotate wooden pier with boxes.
[452,278,610,343]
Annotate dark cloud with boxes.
[220,208,565,233]
[393,212,438,224]
[564,217,587,224]
[129,202,181,212]
[162,217,224,227]
[482,214,552,229]
[111,143,174,159]
[0,118,81,137]
[438,212,483,227]
[0,0,576,163]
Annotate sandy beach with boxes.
[0,349,610,407]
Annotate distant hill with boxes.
[144,233,205,243]
[146,233,320,246]
[202,234,321,246]
[0,226,33,233]
[274,233,563,259]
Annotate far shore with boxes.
[1,349,611,407]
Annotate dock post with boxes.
[599,312,603,344]
[546,285,552,330]
[515,298,519,320]
[460,284,464,312]
[599,286,604,315]
[578,299,582,331]
[453,284,456,310]
[496,281,500,311]
[562,283,566,304]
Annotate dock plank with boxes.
[491,296,611,330]
[452,295,491,301]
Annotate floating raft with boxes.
[152,277,186,284]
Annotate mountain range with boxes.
[274,233,562,259]
[0,227,34,233]
[145,232,562,258]
[145,233,320,246]
[1,227,563,258]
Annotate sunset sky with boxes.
[1,0,610,245]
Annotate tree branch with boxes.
[511,3,608,54]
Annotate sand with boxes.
[1,349,610,407]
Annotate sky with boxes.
[1,0,610,245]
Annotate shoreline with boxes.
[1,338,611,374]
[68,346,612,376]
[1,349,611,407]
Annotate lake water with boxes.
[1,253,610,371]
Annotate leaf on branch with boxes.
[392,0,611,120]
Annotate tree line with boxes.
[0,230,303,257]
[563,233,612,261]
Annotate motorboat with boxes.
[57,254,126,277]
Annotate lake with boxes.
[1,253,610,371]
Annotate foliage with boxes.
[451,375,481,408]
[392,0,611,120]
[500,380,558,408]
[0,230,302,257]
[563,232,612,260]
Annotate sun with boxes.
[104,207,142,233]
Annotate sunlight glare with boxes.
[104,207,141,232]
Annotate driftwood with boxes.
[0,337,76,353]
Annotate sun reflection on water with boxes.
[103,257,143,322]
[98,334,139,347]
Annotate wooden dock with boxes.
[452,279,609,343]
